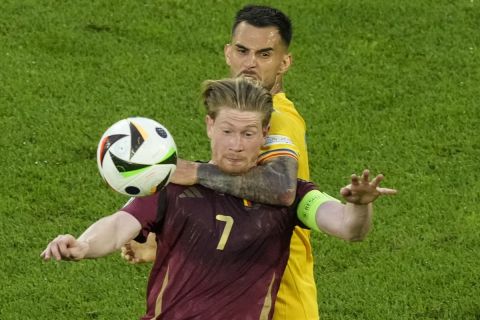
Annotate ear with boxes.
[278,53,292,75]
[261,124,270,144]
[262,124,270,138]
[224,43,232,66]
[206,115,214,139]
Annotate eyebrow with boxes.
[220,121,261,129]
[234,43,274,53]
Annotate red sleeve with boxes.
[296,179,318,199]
[122,189,167,242]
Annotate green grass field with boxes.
[1,0,479,319]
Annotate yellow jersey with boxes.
[259,93,318,320]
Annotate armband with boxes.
[297,190,340,232]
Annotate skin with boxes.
[122,22,301,262]
[206,108,268,174]
[41,108,289,261]
[42,168,397,261]
[224,21,292,94]
[318,170,396,241]
[171,21,297,206]
[41,107,397,260]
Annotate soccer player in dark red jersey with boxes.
[41,77,396,320]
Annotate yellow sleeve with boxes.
[258,94,310,180]
[259,109,300,163]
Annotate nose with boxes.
[229,134,244,152]
[243,52,256,69]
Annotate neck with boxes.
[270,78,284,95]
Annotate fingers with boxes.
[121,243,142,264]
[120,240,156,264]
[40,247,50,260]
[350,174,360,186]
[46,236,63,260]
[370,174,384,188]
[57,239,71,259]
[344,170,397,204]
[361,169,370,183]
[352,170,385,188]
[377,187,397,195]
[41,235,75,261]
[121,244,136,263]
[50,241,62,260]
[340,186,352,197]
[352,170,373,186]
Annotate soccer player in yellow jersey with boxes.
[257,94,315,320]
[125,5,317,319]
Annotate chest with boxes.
[163,188,295,252]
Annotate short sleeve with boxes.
[122,189,167,242]
[258,110,300,163]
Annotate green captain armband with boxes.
[297,190,340,232]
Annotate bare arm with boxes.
[315,201,373,241]
[299,170,397,241]
[171,157,298,206]
[41,211,141,261]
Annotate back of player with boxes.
[259,93,318,320]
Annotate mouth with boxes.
[238,71,259,79]
[225,157,244,164]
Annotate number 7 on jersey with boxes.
[215,215,234,250]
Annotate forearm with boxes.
[342,203,372,241]
[313,201,372,241]
[308,169,393,241]
[77,211,141,258]
[197,157,298,205]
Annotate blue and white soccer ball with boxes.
[97,117,177,197]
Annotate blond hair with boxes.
[202,77,273,128]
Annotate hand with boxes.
[340,169,397,205]
[120,234,156,264]
[170,159,199,186]
[40,234,89,261]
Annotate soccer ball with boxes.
[97,117,177,197]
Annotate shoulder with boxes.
[272,93,301,117]
[271,93,306,129]
[273,92,295,109]
[166,183,217,200]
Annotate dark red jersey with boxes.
[123,180,316,320]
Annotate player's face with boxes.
[206,108,268,174]
[224,22,292,94]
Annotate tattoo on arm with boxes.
[197,156,298,206]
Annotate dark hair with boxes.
[202,77,273,128]
[232,5,292,47]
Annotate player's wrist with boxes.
[345,199,373,206]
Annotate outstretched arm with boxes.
[298,170,397,241]
[171,156,298,206]
[41,211,141,261]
